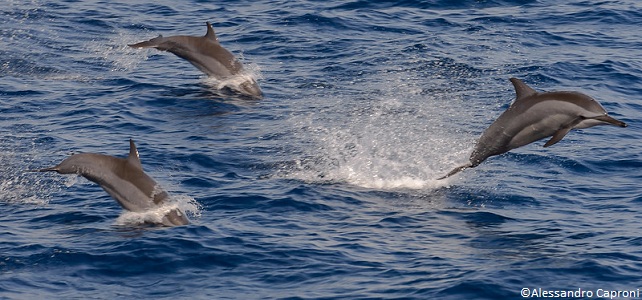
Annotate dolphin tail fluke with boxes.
[437,162,474,180]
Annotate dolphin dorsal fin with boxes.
[127,139,143,170]
[205,22,218,41]
[509,78,537,101]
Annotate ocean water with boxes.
[1,0,641,299]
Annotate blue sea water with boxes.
[1,0,641,299]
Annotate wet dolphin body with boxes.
[439,78,627,180]
[35,140,189,226]
[129,22,262,98]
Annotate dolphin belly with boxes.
[97,179,157,213]
[183,54,236,79]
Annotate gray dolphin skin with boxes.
[129,21,263,99]
[35,140,189,226]
[438,78,627,180]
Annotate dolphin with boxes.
[439,78,627,179]
[129,21,263,99]
[33,139,189,226]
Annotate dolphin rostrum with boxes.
[34,139,189,226]
[439,78,627,179]
[129,21,263,99]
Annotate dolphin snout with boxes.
[28,166,60,173]
[238,81,263,99]
[596,114,627,127]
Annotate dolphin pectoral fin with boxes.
[543,127,572,147]
[437,162,474,180]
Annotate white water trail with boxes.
[276,64,480,190]
[85,28,151,73]
[0,137,62,205]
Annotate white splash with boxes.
[0,138,62,205]
[274,64,478,190]
[114,194,201,227]
[202,62,263,92]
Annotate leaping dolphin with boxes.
[439,78,627,179]
[129,21,263,99]
[33,139,189,226]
